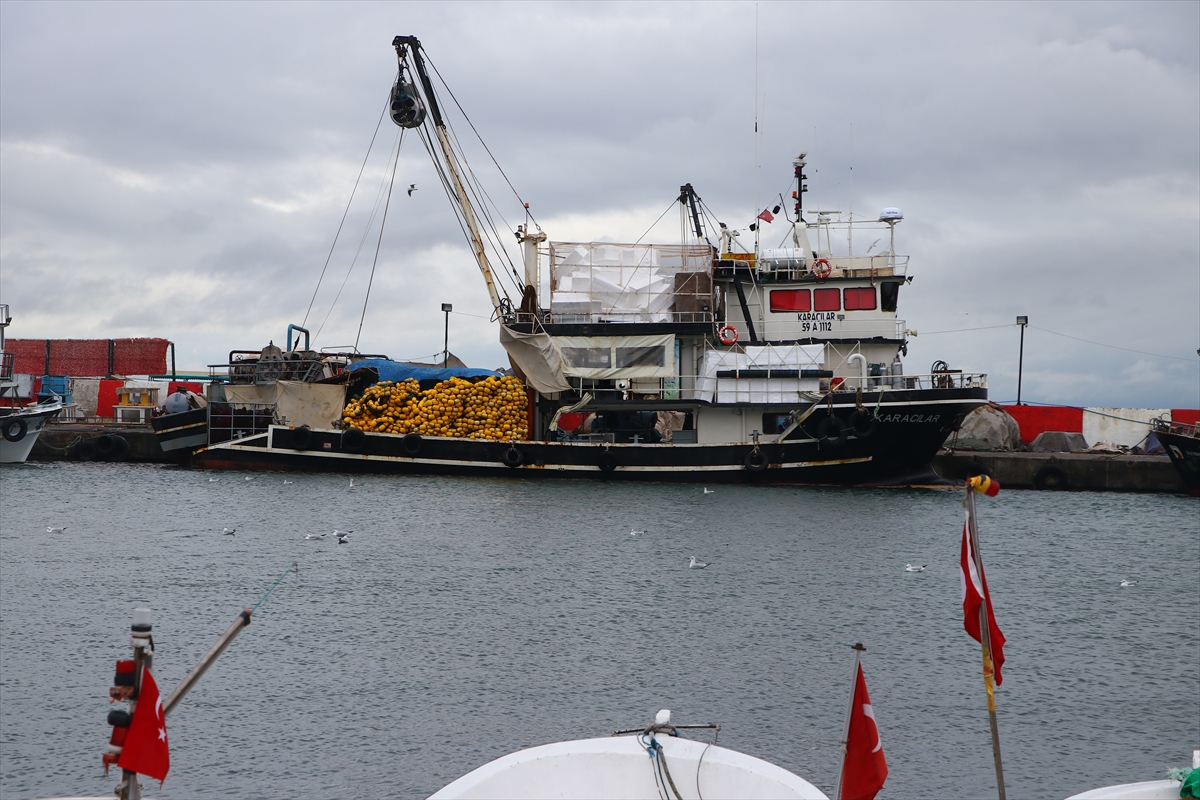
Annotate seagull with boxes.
[703,488,715,494]
[222,527,237,536]
[303,532,326,540]
[1119,579,1138,587]
[349,478,363,488]
[335,530,351,544]
[208,477,220,482]
[244,476,255,481]
[630,529,646,537]
[407,184,417,196]
[46,526,66,534]
[905,564,927,572]
[687,556,709,569]
[283,479,294,485]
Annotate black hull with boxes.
[186,389,985,486]
[1157,430,1200,496]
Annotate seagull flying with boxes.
[687,556,709,569]
[407,184,417,196]
[703,488,715,494]
[46,526,66,534]
[334,529,352,544]
[303,532,326,540]
[1119,579,1138,587]
[222,527,237,536]
[905,564,927,572]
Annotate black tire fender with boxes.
[1034,463,1068,491]
[110,435,130,462]
[291,426,313,450]
[743,449,769,472]
[598,452,618,472]
[2,417,27,442]
[341,427,366,453]
[76,440,97,461]
[502,447,524,468]
[95,434,115,456]
[848,409,879,439]
[963,460,993,480]
[817,415,847,447]
[402,432,423,456]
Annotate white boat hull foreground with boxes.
[0,399,62,464]
[1065,779,1185,799]
[429,733,827,800]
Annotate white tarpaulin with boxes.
[499,326,572,394]
[554,334,676,380]
[550,242,711,322]
[224,381,346,430]
[696,344,824,404]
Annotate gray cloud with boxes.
[2,1,1196,406]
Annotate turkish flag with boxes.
[757,208,775,223]
[960,512,1007,685]
[117,667,170,783]
[841,663,888,800]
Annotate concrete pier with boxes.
[934,451,1185,494]
[31,424,175,463]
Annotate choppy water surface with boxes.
[2,462,1197,799]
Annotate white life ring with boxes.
[718,325,739,346]
[812,258,832,279]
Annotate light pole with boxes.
[442,303,453,367]
[1016,316,1028,405]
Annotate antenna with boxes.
[848,123,854,260]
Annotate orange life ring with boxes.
[812,258,832,279]
[718,325,739,346]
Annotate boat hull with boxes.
[0,403,62,464]
[187,389,985,485]
[1157,428,1200,496]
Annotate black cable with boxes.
[303,98,389,327]
[355,129,403,350]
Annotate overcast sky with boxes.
[2,1,1197,408]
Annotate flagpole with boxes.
[967,489,1007,800]
[834,642,865,800]
[118,609,153,800]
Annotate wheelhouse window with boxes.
[615,345,665,368]
[843,287,877,311]
[813,288,841,312]
[562,347,611,369]
[769,289,811,312]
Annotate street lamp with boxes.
[441,303,453,367]
[1016,315,1028,405]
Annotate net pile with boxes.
[342,375,528,440]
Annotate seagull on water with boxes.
[46,526,67,534]
[349,478,363,488]
[1119,579,1138,587]
[303,532,326,540]
[209,477,220,482]
[334,529,352,544]
[905,564,927,572]
[687,556,709,569]
[222,527,237,536]
[703,488,715,494]
[283,479,294,485]
[244,476,255,482]
[630,529,646,537]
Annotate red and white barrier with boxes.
[1003,406,1199,447]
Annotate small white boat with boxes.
[430,711,828,800]
[0,398,63,464]
[1065,749,1199,799]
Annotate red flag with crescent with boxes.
[961,512,1007,684]
[757,208,775,223]
[117,667,170,782]
[840,663,888,800]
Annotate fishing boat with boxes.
[154,35,987,485]
[1151,417,1200,496]
[0,305,64,464]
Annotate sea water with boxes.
[2,462,1197,799]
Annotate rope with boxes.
[355,129,404,351]
[39,435,82,451]
[251,562,298,614]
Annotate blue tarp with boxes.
[346,359,499,384]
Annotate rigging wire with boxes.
[302,100,389,328]
[1029,325,1195,362]
[314,127,403,342]
[355,127,404,350]
[423,53,540,229]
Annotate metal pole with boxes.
[833,642,865,800]
[1016,316,1027,406]
[163,610,251,717]
[118,609,153,800]
[967,491,1007,800]
[444,311,449,368]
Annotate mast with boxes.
[392,36,502,312]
